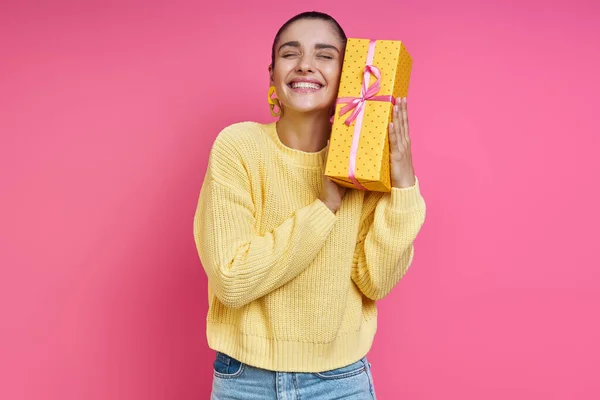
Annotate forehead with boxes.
[277,19,342,48]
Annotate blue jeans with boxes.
[210,352,377,399]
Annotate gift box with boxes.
[325,38,413,192]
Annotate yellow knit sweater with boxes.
[193,121,426,373]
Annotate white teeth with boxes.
[290,82,322,89]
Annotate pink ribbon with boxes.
[336,40,396,190]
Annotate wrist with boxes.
[319,198,340,214]
[392,174,416,189]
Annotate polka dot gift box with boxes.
[325,38,412,192]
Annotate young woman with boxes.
[194,11,426,399]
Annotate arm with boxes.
[193,141,336,309]
[351,177,426,300]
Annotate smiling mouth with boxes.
[288,82,324,90]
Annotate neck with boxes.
[275,110,331,153]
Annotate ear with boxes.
[268,64,274,86]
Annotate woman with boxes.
[194,11,426,399]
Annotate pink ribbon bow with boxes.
[335,40,396,190]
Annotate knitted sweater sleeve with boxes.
[193,133,337,309]
[351,177,427,300]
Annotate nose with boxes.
[296,53,315,73]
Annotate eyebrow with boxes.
[278,41,340,53]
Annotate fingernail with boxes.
[403,97,407,103]
[394,105,398,112]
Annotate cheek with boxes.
[324,65,343,87]
[326,74,342,94]
[273,67,293,93]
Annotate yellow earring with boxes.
[268,85,282,117]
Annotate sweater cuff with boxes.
[309,199,338,239]
[390,176,424,211]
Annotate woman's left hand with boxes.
[388,97,416,188]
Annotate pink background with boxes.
[1,0,599,398]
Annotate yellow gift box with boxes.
[325,38,413,192]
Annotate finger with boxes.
[396,98,406,147]
[401,97,410,142]
[393,99,402,149]
[389,122,398,152]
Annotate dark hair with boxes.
[270,11,347,68]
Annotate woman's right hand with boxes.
[320,141,347,213]
[320,175,347,213]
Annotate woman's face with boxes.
[269,19,344,116]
